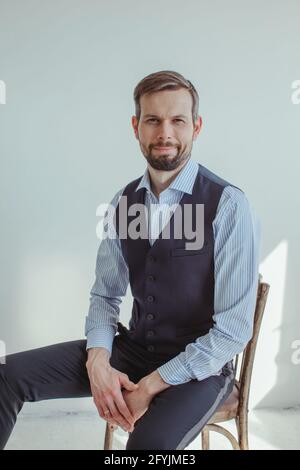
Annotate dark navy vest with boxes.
[114,163,243,362]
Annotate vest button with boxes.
[146,313,154,320]
[147,295,154,302]
[147,275,155,282]
[147,345,155,352]
[149,255,156,262]
[146,330,155,337]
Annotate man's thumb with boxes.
[120,375,139,391]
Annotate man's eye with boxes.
[147,119,184,123]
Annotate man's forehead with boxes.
[140,89,192,117]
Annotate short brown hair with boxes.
[133,70,199,125]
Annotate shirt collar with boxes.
[135,158,199,195]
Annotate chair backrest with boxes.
[233,274,270,415]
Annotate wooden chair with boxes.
[201,274,270,450]
[103,274,270,450]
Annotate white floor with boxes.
[5,399,300,450]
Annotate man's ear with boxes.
[193,116,202,140]
[131,115,139,139]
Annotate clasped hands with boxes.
[86,348,171,433]
[104,372,165,433]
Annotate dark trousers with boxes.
[0,334,235,450]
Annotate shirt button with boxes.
[146,313,154,320]
[147,275,155,281]
[147,345,155,352]
[146,330,155,338]
[147,295,154,302]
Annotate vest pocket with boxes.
[171,242,211,257]
[175,325,211,337]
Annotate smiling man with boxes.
[0,70,260,450]
[136,87,199,174]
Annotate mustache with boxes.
[152,144,177,148]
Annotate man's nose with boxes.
[155,121,174,141]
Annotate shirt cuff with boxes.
[156,352,193,385]
[85,327,115,355]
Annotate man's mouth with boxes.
[153,146,176,151]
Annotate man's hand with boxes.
[86,347,139,432]
[122,386,152,428]
[122,370,172,430]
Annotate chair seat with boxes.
[207,382,240,424]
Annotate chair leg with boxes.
[237,413,249,450]
[201,427,210,450]
[104,423,116,450]
[206,424,240,450]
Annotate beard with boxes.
[143,144,191,171]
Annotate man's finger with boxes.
[104,396,133,431]
[114,389,136,425]
[94,399,119,427]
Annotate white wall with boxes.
[0,0,300,413]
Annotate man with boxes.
[0,70,260,450]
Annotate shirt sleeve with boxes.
[84,187,129,355]
[156,186,261,385]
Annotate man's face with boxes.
[132,88,202,171]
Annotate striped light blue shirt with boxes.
[84,158,261,385]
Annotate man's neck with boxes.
[147,158,190,198]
